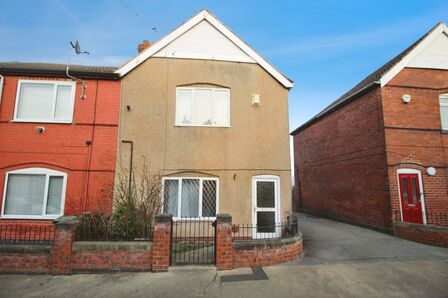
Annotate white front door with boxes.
[252,176,280,239]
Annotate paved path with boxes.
[1,213,447,298]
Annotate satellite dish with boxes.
[70,40,89,55]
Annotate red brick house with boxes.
[0,62,120,229]
[292,22,448,236]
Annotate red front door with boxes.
[398,173,423,224]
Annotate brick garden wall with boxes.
[232,235,303,268]
[293,87,392,231]
[0,214,303,274]
[0,244,52,274]
[393,221,448,247]
[71,242,153,272]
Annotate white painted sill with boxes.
[0,214,63,220]
[11,119,73,124]
[174,124,231,128]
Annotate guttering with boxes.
[290,80,381,135]
[0,75,4,108]
[0,68,119,80]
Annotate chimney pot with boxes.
[138,40,151,53]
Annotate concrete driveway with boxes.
[292,212,448,265]
[0,213,447,298]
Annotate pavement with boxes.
[1,213,447,298]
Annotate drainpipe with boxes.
[121,140,134,200]
[0,75,4,108]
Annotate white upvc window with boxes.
[1,168,67,219]
[440,94,448,131]
[162,177,219,219]
[13,80,76,123]
[175,87,230,127]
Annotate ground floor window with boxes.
[1,168,67,219]
[163,177,218,219]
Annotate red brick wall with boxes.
[293,88,392,231]
[216,214,233,270]
[0,75,120,217]
[71,243,152,272]
[151,214,171,272]
[51,221,77,275]
[232,237,303,268]
[0,252,51,273]
[393,221,448,247]
[382,68,448,222]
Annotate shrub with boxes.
[77,163,162,241]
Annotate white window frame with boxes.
[396,169,427,225]
[162,177,219,220]
[175,87,231,127]
[439,94,448,131]
[1,168,67,220]
[13,79,76,123]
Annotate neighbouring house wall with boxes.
[382,68,448,223]
[294,88,392,231]
[0,76,120,216]
[117,58,292,224]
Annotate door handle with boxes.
[418,193,423,203]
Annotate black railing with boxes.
[76,213,153,241]
[0,224,54,244]
[393,210,448,227]
[232,215,298,240]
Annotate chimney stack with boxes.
[138,40,152,53]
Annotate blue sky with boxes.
[1,0,447,130]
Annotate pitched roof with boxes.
[116,10,294,89]
[291,22,448,135]
[0,62,118,79]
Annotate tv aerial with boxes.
[66,40,90,99]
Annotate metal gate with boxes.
[170,218,216,265]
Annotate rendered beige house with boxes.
[115,10,293,233]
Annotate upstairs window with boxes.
[1,168,67,219]
[176,87,230,127]
[440,94,448,131]
[14,80,75,123]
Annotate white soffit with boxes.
[116,10,294,88]
[380,23,448,87]
[153,20,255,63]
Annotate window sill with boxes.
[174,124,231,128]
[173,217,216,221]
[11,119,73,124]
[0,214,63,220]
[442,130,448,134]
